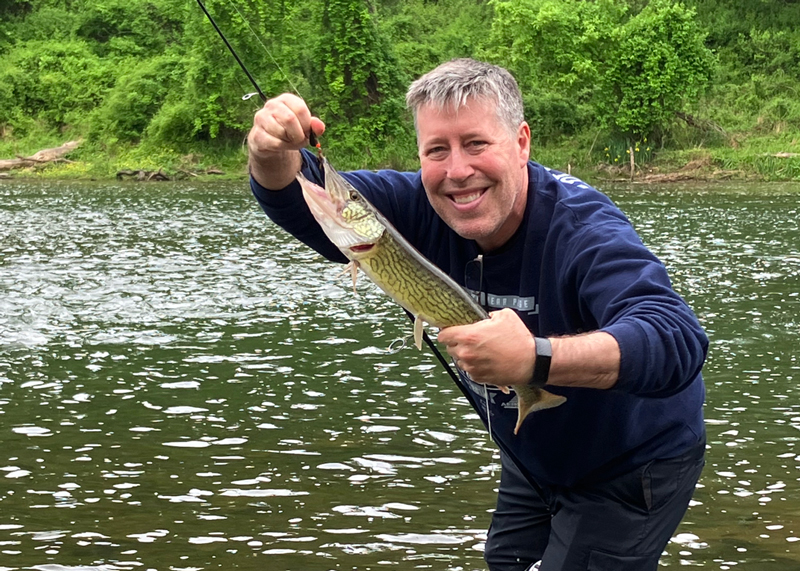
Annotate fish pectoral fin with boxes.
[514,389,567,435]
[339,261,360,294]
[413,316,424,350]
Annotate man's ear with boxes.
[517,121,532,165]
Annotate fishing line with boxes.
[401,308,493,444]
[484,384,493,442]
[223,0,306,100]
[195,0,267,103]
[195,0,320,150]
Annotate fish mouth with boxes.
[350,243,375,253]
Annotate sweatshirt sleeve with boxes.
[556,201,708,397]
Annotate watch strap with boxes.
[529,337,552,388]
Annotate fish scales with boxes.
[363,231,482,327]
[296,157,566,434]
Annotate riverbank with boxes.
[2,131,799,185]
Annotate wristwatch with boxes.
[529,337,552,388]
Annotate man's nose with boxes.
[446,148,475,181]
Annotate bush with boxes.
[0,39,113,132]
[88,54,187,143]
[596,0,714,141]
[523,91,592,143]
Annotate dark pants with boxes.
[484,440,705,571]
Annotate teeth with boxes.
[452,191,482,205]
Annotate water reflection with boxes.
[1,180,799,569]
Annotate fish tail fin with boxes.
[514,389,567,435]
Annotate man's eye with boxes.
[425,147,447,158]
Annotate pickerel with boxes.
[297,158,566,434]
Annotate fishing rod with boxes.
[195,0,544,493]
[195,0,319,149]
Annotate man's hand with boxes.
[438,308,621,390]
[247,93,326,190]
[437,308,536,387]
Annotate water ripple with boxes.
[2,181,800,569]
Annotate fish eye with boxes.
[349,191,360,201]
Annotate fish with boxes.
[296,157,566,434]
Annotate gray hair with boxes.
[405,58,525,135]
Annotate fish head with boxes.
[297,159,385,259]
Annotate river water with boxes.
[0,179,798,570]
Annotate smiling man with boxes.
[415,98,530,251]
[247,59,708,571]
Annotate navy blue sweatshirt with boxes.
[251,150,707,487]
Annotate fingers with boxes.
[436,323,465,347]
[248,93,325,158]
[438,323,475,373]
[438,309,536,386]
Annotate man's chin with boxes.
[434,208,495,243]
[450,223,490,243]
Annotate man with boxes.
[248,59,707,571]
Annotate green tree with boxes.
[597,0,714,141]
[313,0,409,165]
[88,54,187,144]
[379,0,493,81]
[0,39,112,134]
[483,0,624,141]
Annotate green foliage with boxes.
[523,90,592,143]
[0,39,113,133]
[1,0,800,177]
[710,142,800,182]
[601,137,654,166]
[484,0,714,143]
[143,98,205,147]
[314,0,410,165]
[486,0,623,93]
[380,0,493,79]
[685,0,800,151]
[12,6,84,42]
[88,54,187,144]
[75,0,184,55]
[597,0,714,141]
[483,0,620,142]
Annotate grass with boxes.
[0,135,252,181]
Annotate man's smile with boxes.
[449,189,486,205]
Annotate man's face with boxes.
[417,98,531,252]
